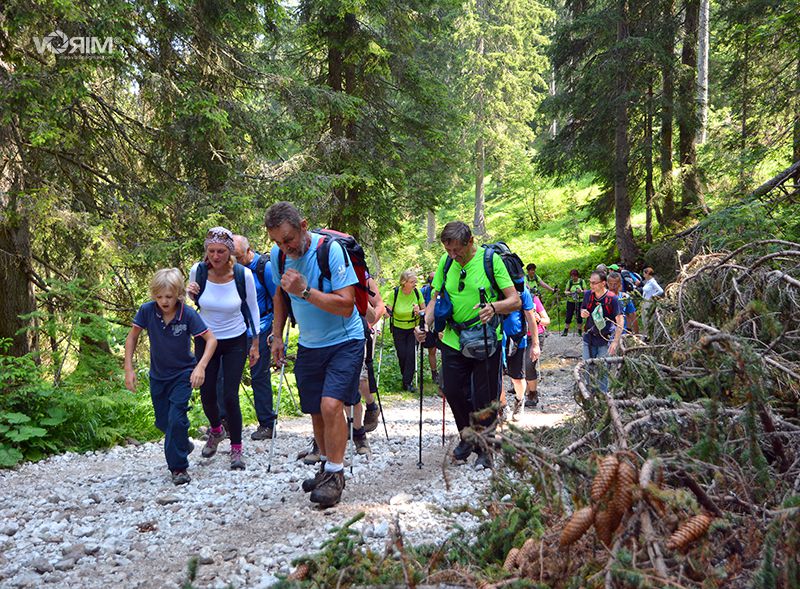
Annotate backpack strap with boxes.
[192,262,208,306]
[233,263,256,335]
[390,286,399,328]
[254,253,273,314]
[482,247,502,299]
[314,234,345,291]
[414,288,421,307]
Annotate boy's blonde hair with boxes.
[150,268,186,301]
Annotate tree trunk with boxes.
[614,0,639,265]
[473,3,487,237]
[678,0,701,216]
[427,209,436,244]
[739,27,750,189]
[696,0,710,144]
[645,82,655,244]
[549,67,558,139]
[659,0,676,223]
[794,52,800,183]
[0,58,35,358]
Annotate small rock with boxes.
[114,495,127,504]
[53,558,75,572]
[156,495,180,506]
[222,548,238,562]
[198,547,214,565]
[389,493,413,506]
[373,521,390,537]
[84,544,101,556]
[88,493,102,504]
[30,558,54,574]
[61,543,85,558]
[0,523,19,536]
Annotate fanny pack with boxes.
[434,289,453,334]
[457,315,501,360]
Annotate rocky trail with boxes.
[0,334,584,588]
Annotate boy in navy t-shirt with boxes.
[124,268,217,485]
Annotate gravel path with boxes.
[0,334,583,588]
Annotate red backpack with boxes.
[278,229,372,316]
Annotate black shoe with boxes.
[561,329,568,337]
[302,463,326,493]
[310,470,345,508]
[524,391,539,409]
[474,451,493,470]
[363,406,380,433]
[250,425,273,441]
[171,470,191,485]
[453,439,474,462]
[405,383,417,393]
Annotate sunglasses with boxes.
[458,269,467,292]
[207,229,232,239]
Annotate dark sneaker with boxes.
[452,439,474,462]
[363,406,380,433]
[561,329,568,337]
[524,391,539,409]
[250,425,273,441]
[404,383,417,393]
[354,436,371,456]
[302,463,326,492]
[475,451,493,470]
[171,470,191,485]
[230,447,245,470]
[201,429,225,458]
[511,398,522,421]
[309,470,345,508]
[300,439,321,465]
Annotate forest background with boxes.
[1,0,799,465]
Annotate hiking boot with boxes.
[561,328,568,337]
[302,463,327,492]
[363,406,380,433]
[525,390,539,409]
[250,425,273,441]
[354,435,371,456]
[188,441,195,454]
[230,446,246,470]
[309,470,345,508]
[171,470,191,485]
[405,383,417,393]
[511,398,522,421]
[298,439,321,465]
[453,439,474,462]
[475,451,493,470]
[201,428,226,458]
[498,404,507,424]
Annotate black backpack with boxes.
[482,242,526,297]
[192,262,256,333]
[253,253,274,315]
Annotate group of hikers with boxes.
[123,201,665,508]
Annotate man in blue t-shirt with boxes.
[233,235,278,441]
[266,201,364,509]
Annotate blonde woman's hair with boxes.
[150,268,186,301]
[399,269,418,287]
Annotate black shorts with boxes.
[295,339,364,414]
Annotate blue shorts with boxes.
[295,339,365,414]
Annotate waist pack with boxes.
[457,315,501,360]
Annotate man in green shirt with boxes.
[525,263,556,297]
[415,221,521,468]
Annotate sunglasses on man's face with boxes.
[458,269,467,292]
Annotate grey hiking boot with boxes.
[201,428,225,458]
[171,470,191,485]
[230,446,246,470]
[250,425,273,441]
[298,439,320,465]
[302,463,326,493]
[363,405,380,433]
[511,397,522,421]
[354,435,371,456]
[309,470,345,508]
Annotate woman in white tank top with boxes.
[187,227,259,471]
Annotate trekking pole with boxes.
[374,317,389,441]
[348,404,354,474]
[267,323,290,473]
[281,370,299,412]
[441,393,446,447]
[417,311,425,469]
[478,288,496,402]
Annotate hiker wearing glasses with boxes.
[579,270,624,394]
[265,202,364,509]
[415,221,520,469]
[187,227,261,471]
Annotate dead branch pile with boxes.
[488,240,800,588]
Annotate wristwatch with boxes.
[301,286,312,300]
[267,334,275,345]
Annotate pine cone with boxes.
[594,508,616,548]
[612,459,638,516]
[503,547,519,571]
[520,537,537,562]
[591,455,619,502]
[287,562,310,581]
[559,506,594,548]
[666,514,713,551]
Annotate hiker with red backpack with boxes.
[579,270,624,394]
[187,227,261,470]
[414,221,521,469]
[386,269,424,392]
[265,202,365,508]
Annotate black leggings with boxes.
[440,345,503,431]
[392,326,417,388]
[196,332,247,444]
[565,301,583,327]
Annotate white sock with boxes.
[319,455,327,463]
[325,461,344,473]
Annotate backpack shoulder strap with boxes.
[314,234,332,291]
[414,288,421,306]
[233,264,254,333]
[193,262,208,305]
[482,247,501,298]
[254,254,273,313]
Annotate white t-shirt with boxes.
[642,278,664,300]
[189,264,260,340]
